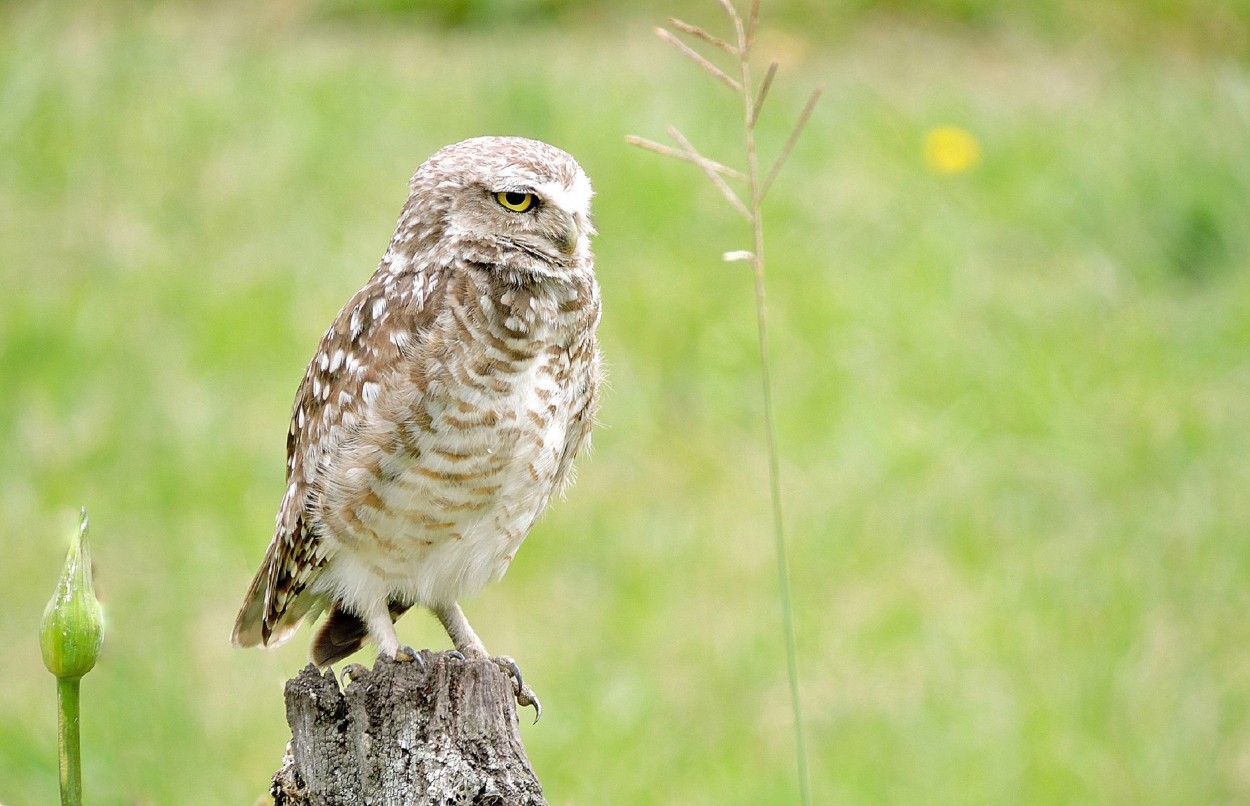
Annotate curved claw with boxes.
[492,656,542,723]
[341,663,369,685]
[394,645,426,670]
[498,657,525,691]
[518,685,542,724]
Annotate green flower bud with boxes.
[41,509,105,680]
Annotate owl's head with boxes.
[400,136,595,281]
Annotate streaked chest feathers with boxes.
[313,270,599,605]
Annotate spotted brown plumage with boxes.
[232,137,600,714]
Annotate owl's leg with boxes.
[363,600,418,664]
[432,602,488,658]
[433,602,542,722]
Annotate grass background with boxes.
[2,0,1248,803]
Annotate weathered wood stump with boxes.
[271,650,546,806]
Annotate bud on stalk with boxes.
[40,509,104,806]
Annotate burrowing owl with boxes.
[232,137,600,713]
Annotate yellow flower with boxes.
[923,125,981,174]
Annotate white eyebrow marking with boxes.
[537,173,593,215]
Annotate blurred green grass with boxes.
[2,1,1249,803]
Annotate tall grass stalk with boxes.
[628,2,821,802]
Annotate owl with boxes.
[231,137,601,714]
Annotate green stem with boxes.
[57,676,83,806]
[738,30,811,806]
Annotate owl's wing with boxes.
[231,265,445,649]
[552,343,602,497]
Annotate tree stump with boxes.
[270,650,546,806]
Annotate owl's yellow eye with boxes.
[495,191,535,212]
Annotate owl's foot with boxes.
[493,655,542,723]
[390,644,426,670]
[341,663,369,685]
[432,603,540,720]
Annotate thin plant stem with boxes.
[736,14,811,806]
[626,3,818,801]
[750,62,779,129]
[624,136,748,180]
[667,126,751,220]
[57,676,83,806]
[761,83,824,201]
[668,17,737,56]
[656,28,742,93]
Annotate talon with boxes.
[500,657,525,691]
[393,645,426,670]
[341,663,368,685]
[446,650,466,661]
[519,688,542,724]
[492,655,542,723]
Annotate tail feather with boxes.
[310,605,368,666]
[310,600,412,667]
[231,554,319,649]
[231,561,273,648]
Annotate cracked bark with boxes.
[270,650,546,806]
